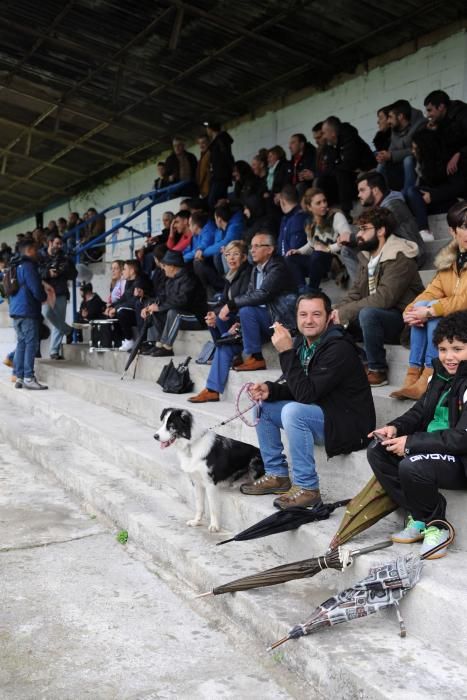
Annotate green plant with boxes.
[116,529,128,544]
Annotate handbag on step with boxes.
[156,356,194,394]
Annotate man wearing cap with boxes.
[141,250,208,357]
[205,122,235,208]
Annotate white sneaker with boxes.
[419,229,434,242]
[119,339,134,352]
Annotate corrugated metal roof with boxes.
[0,0,465,224]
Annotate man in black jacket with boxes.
[143,250,207,357]
[424,90,467,179]
[205,122,235,209]
[241,292,375,507]
[218,231,297,371]
[368,312,467,559]
[322,116,376,217]
[39,233,77,359]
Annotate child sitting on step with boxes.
[367,310,467,558]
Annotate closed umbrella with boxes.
[217,500,350,547]
[329,476,397,549]
[120,317,151,380]
[195,539,393,598]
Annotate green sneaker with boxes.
[420,525,449,559]
[392,515,425,543]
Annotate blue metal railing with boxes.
[70,180,189,328]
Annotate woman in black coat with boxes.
[188,240,252,402]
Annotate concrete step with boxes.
[427,214,451,240]
[1,390,467,697]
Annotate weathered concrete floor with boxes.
[0,442,309,700]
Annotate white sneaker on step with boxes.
[119,339,134,352]
[419,229,434,242]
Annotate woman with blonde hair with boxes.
[189,240,251,403]
[391,201,467,400]
[108,259,125,305]
[286,187,351,292]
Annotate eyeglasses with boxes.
[249,243,273,249]
[224,251,242,257]
[357,225,375,232]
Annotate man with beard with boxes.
[333,208,423,388]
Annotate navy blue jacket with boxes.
[277,205,307,256]
[9,255,47,319]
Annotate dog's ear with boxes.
[175,410,192,439]
[160,408,171,422]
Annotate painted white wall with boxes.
[1,29,466,245]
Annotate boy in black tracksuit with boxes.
[368,311,467,559]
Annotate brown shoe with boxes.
[274,486,322,510]
[3,356,13,368]
[240,474,291,495]
[394,366,433,400]
[188,388,220,403]
[367,370,388,387]
[233,355,266,372]
[389,366,422,399]
[231,354,243,368]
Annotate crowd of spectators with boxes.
[3,88,467,392]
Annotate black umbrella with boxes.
[216,500,350,546]
[120,317,151,380]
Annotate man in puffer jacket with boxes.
[9,238,47,390]
[333,207,423,388]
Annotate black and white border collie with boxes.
[154,408,264,532]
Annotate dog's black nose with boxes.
[154,433,160,441]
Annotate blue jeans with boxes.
[256,400,325,489]
[285,252,332,292]
[408,301,439,369]
[43,295,72,356]
[207,316,241,394]
[238,305,272,355]
[353,307,405,371]
[13,317,39,379]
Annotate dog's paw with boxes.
[208,523,220,533]
[186,518,203,527]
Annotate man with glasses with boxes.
[217,231,297,371]
[333,207,423,387]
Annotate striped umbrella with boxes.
[195,540,393,598]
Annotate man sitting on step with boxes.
[141,250,207,357]
[216,231,297,371]
[240,292,375,509]
[333,207,424,388]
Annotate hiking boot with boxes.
[392,515,425,543]
[14,379,23,389]
[420,525,449,559]
[233,355,266,372]
[396,367,433,400]
[188,388,220,403]
[274,486,322,510]
[23,377,48,390]
[240,474,291,495]
[367,370,388,387]
[390,366,423,399]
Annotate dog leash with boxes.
[207,382,263,432]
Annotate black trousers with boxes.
[193,258,224,295]
[368,442,467,522]
[116,307,136,340]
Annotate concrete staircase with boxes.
[1,216,466,698]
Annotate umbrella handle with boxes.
[267,635,290,651]
[420,519,455,560]
[349,539,394,558]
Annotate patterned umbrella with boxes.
[268,520,455,650]
[268,553,422,650]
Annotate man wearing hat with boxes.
[205,122,235,208]
[141,250,208,357]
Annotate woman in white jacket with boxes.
[286,187,351,292]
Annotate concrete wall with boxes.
[1,28,466,245]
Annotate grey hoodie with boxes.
[380,190,425,266]
[389,107,426,163]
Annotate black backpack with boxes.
[2,262,20,297]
